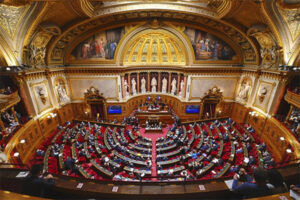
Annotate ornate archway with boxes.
[200,86,223,119]
[84,86,107,120]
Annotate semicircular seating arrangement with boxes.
[32,118,277,182]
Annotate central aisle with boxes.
[139,126,170,180]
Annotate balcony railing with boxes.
[0,91,20,112]
[284,90,300,108]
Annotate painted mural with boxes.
[184,27,236,61]
[70,27,125,60]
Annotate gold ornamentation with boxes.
[0,4,29,38]
[277,5,300,41]
[247,24,278,68]
[122,29,186,66]
[203,86,223,99]
[84,86,105,102]
[25,23,61,68]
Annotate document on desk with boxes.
[112,186,119,192]
[16,171,29,178]
[224,179,234,191]
[290,189,300,200]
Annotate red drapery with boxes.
[90,104,104,119]
[203,103,216,119]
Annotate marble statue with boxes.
[162,77,167,93]
[179,79,184,97]
[258,86,267,103]
[151,77,157,93]
[238,82,251,101]
[131,78,137,95]
[141,77,146,93]
[124,80,129,97]
[171,78,177,95]
[57,84,70,103]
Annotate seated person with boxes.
[232,167,272,198]
[23,164,55,198]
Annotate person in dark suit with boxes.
[232,167,272,199]
[23,164,55,198]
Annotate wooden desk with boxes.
[145,128,162,134]
[135,112,173,124]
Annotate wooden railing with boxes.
[284,89,300,108]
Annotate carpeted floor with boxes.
[138,126,170,179]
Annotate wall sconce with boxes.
[49,112,57,118]
[249,111,259,121]
[280,137,285,141]
[13,152,19,157]
[286,148,292,153]
[20,139,26,144]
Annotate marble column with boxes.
[137,73,140,94]
[128,74,131,95]
[147,72,150,92]
[168,73,171,93]
[121,75,125,98]
[183,75,187,98]
[158,72,161,92]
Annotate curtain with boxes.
[91,104,104,119]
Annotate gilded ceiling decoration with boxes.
[277,6,300,41]
[0,4,29,38]
[122,30,186,66]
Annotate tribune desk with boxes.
[135,111,173,124]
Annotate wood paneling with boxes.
[57,104,74,124]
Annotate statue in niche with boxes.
[124,80,129,97]
[36,86,47,105]
[151,77,157,93]
[179,79,184,97]
[131,78,137,95]
[141,77,146,93]
[161,77,167,93]
[258,86,268,103]
[56,83,70,103]
[171,78,177,95]
[238,79,252,101]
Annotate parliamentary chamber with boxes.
[0,0,299,199]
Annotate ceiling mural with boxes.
[69,27,125,61]
[184,27,237,61]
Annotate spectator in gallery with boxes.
[232,167,272,198]
[23,164,55,198]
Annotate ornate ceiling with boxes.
[0,0,298,68]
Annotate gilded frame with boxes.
[30,80,53,114]
[68,77,119,101]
